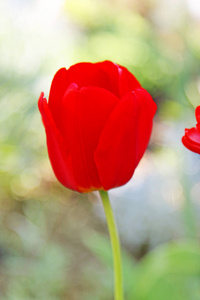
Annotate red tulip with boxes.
[182,106,200,154]
[38,61,157,192]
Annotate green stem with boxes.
[99,190,124,300]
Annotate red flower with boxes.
[182,106,200,154]
[38,61,157,193]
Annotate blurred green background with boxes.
[0,0,200,299]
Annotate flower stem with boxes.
[99,190,124,300]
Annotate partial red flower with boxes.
[182,106,200,154]
[38,61,157,193]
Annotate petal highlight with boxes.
[117,64,141,97]
[48,68,68,122]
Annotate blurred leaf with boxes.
[82,229,136,297]
[3,243,69,299]
[129,240,200,300]
[159,100,183,120]
[82,230,112,266]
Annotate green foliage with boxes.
[0,0,200,299]
[4,244,68,300]
[83,229,136,299]
[129,241,200,300]
[84,233,200,300]
[130,241,200,300]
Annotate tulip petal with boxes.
[195,105,200,123]
[66,62,113,93]
[67,61,141,98]
[51,85,92,192]
[97,61,141,97]
[38,92,79,192]
[94,88,156,190]
[60,86,119,191]
[48,68,68,122]
[131,88,157,162]
[96,61,121,97]
[182,127,200,154]
[117,64,141,97]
